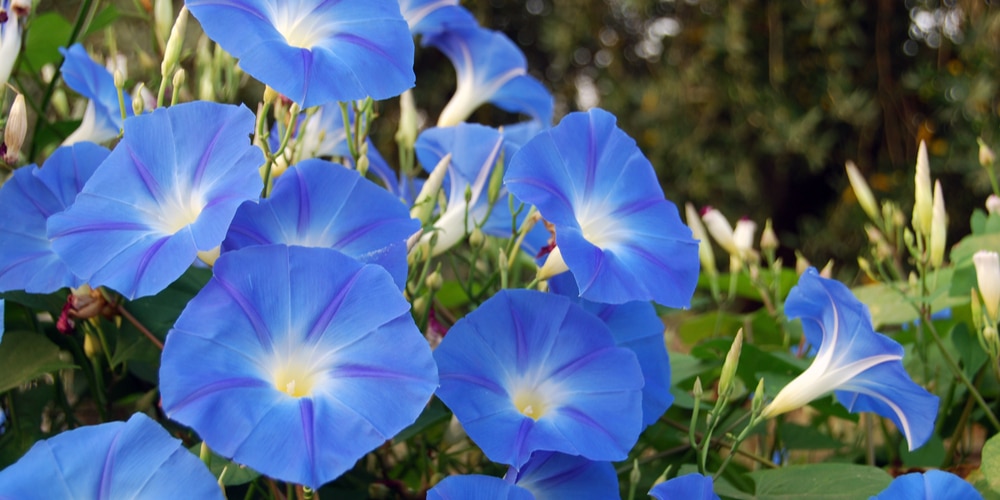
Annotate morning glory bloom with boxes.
[649,473,719,500]
[222,159,419,287]
[425,26,553,126]
[186,0,415,107]
[505,107,700,306]
[761,267,939,451]
[515,451,618,499]
[0,143,109,293]
[871,470,982,500]
[428,475,533,500]
[159,245,438,489]
[47,101,264,300]
[398,0,476,35]
[0,1,28,90]
[0,413,223,499]
[59,44,133,146]
[434,289,643,469]
[549,273,673,427]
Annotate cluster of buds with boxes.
[846,141,948,275]
[972,251,1000,361]
[55,285,114,335]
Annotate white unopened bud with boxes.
[929,180,946,268]
[410,153,450,224]
[986,195,1000,215]
[845,161,879,222]
[701,206,737,255]
[685,203,717,277]
[974,250,1000,324]
[912,141,933,236]
[154,0,174,50]
[795,251,810,275]
[395,89,418,149]
[718,329,744,400]
[3,93,26,164]
[160,6,189,78]
[733,218,756,256]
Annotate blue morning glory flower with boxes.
[47,101,264,300]
[399,0,477,35]
[0,143,109,293]
[761,268,940,451]
[186,0,415,107]
[434,289,643,469]
[870,470,982,500]
[649,473,719,500]
[504,107,700,307]
[0,412,223,499]
[59,44,133,145]
[428,475,533,500]
[159,245,438,489]
[424,26,553,126]
[222,159,418,287]
[515,451,618,499]
[549,273,673,428]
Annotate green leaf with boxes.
[983,433,1000,494]
[125,266,212,338]
[898,434,944,468]
[679,312,743,345]
[22,13,73,70]
[83,5,121,37]
[393,398,451,444]
[746,463,892,499]
[0,331,76,393]
[779,423,844,450]
[951,322,988,378]
[188,443,260,486]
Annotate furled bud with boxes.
[733,218,757,258]
[795,251,810,275]
[760,218,779,252]
[751,378,766,415]
[845,160,880,222]
[685,203,717,278]
[160,6,189,78]
[3,93,26,164]
[131,83,146,115]
[929,180,946,268]
[979,138,996,168]
[701,206,738,256]
[974,250,1000,324]
[410,153,451,224]
[912,141,933,237]
[153,0,174,51]
[395,89,418,150]
[718,329,744,400]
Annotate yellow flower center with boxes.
[272,359,322,398]
[512,388,550,421]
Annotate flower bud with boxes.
[974,250,1000,324]
[845,161,880,222]
[154,0,173,51]
[3,93,26,164]
[971,288,984,333]
[929,180,946,268]
[84,331,102,358]
[131,83,146,115]
[795,251,810,275]
[751,378,766,415]
[858,257,876,281]
[468,227,485,249]
[912,141,933,237]
[160,6,189,78]
[760,218,779,252]
[820,260,834,278]
[685,203,717,277]
[701,206,737,256]
[486,152,505,206]
[425,271,443,291]
[718,329,743,399]
[410,153,450,224]
[987,195,1000,216]
[394,89,418,149]
[733,218,756,257]
[979,138,996,168]
[692,376,703,398]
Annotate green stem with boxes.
[28,0,98,161]
[924,319,1000,430]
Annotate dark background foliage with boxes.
[416,0,1000,277]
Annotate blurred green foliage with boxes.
[442,0,1000,275]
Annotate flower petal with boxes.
[649,473,719,500]
[59,44,133,145]
[428,475,534,500]
[160,245,437,488]
[0,413,222,499]
[47,101,264,299]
